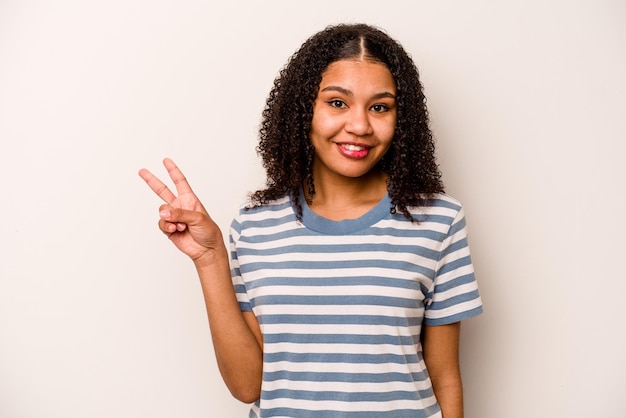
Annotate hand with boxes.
[139,158,225,265]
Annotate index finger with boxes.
[138,167,177,204]
[163,158,195,196]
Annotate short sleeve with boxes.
[424,205,483,325]
[229,216,253,312]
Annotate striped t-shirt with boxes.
[229,192,482,417]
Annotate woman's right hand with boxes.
[139,158,225,265]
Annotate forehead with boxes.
[319,59,396,92]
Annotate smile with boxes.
[337,143,371,159]
[342,144,367,151]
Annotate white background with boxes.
[1,1,625,417]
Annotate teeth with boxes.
[343,144,366,151]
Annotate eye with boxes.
[327,99,347,109]
[371,103,390,113]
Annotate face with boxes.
[309,59,397,183]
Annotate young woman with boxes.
[140,23,482,418]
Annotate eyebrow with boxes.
[320,85,396,100]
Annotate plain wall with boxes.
[1,1,624,417]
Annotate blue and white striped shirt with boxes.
[230,192,482,417]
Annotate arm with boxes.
[422,322,463,418]
[139,158,262,403]
[194,246,263,403]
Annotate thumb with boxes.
[159,204,208,226]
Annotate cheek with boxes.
[380,140,394,159]
[375,118,397,143]
[310,111,341,139]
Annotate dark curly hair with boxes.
[249,23,444,221]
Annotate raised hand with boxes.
[139,158,225,264]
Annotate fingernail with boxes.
[159,210,170,218]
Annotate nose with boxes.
[345,107,373,136]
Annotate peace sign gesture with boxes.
[139,158,225,265]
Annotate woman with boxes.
[140,23,482,418]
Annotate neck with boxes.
[304,169,388,221]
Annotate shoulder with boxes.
[238,194,292,217]
[404,193,465,222]
[423,192,464,211]
[230,194,295,232]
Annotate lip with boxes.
[335,142,371,159]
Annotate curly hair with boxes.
[249,23,444,221]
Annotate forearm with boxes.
[431,374,463,418]
[422,322,464,418]
[194,249,263,403]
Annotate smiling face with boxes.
[309,59,397,186]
